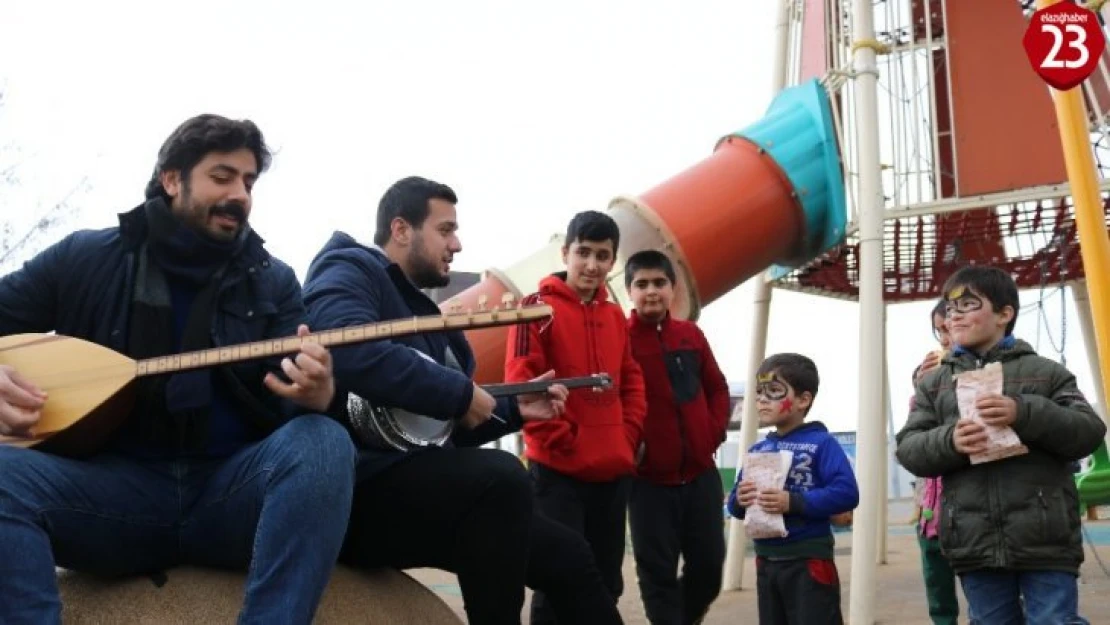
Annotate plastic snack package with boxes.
[741,450,794,539]
[955,362,1028,464]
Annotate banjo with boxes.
[0,295,551,458]
[347,372,613,451]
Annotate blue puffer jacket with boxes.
[303,231,522,478]
[0,202,312,438]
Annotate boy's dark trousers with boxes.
[529,461,630,625]
[628,468,725,625]
[917,534,959,625]
[755,556,843,625]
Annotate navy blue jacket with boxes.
[0,204,311,440]
[303,232,522,477]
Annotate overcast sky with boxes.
[1,0,1102,438]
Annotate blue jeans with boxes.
[0,415,357,625]
[961,569,1088,625]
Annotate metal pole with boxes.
[721,279,774,591]
[1035,0,1110,424]
[1073,280,1109,428]
[847,0,886,619]
[878,312,891,565]
[721,3,793,592]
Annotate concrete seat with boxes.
[57,565,463,624]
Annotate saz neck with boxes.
[134,304,552,377]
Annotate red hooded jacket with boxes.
[504,273,647,482]
[628,311,730,485]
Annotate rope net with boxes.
[775,194,1110,302]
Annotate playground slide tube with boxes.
[446,79,848,384]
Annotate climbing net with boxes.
[774,193,1110,303]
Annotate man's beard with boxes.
[408,238,450,289]
[180,182,246,242]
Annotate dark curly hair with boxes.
[144,114,272,200]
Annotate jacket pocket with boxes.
[664,349,701,404]
[218,299,280,343]
[1038,487,1077,545]
[939,501,959,554]
[216,300,281,386]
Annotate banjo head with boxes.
[346,393,455,452]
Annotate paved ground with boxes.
[409,515,1110,624]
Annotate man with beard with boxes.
[0,114,357,625]
[303,176,624,625]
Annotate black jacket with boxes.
[895,338,1105,574]
[0,202,313,442]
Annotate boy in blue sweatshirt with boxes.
[726,353,859,625]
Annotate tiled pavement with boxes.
[409,519,1110,624]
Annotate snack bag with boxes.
[955,362,1029,464]
[741,450,794,539]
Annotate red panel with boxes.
[932,49,956,198]
[798,0,828,82]
[946,0,1068,195]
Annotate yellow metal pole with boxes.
[1035,0,1110,423]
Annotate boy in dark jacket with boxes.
[505,210,647,622]
[895,265,1105,624]
[624,250,730,625]
[726,353,858,625]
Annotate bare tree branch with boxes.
[0,85,89,271]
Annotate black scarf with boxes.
[128,198,249,451]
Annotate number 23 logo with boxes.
[1041,23,1089,69]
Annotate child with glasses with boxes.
[896,265,1104,624]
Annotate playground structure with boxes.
[440,0,1110,623]
[736,1,1110,623]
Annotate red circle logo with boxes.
[1023,1,1106,91]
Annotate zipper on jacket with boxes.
[1038,488,1050,543]
[947,503,957,544]
[975,355,1009,568]
[660,324,688,484]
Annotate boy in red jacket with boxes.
[624,250,730,625]
[505,210,647,624]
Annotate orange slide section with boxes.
[443,79,847,383]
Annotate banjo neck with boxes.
[481,374,612,397]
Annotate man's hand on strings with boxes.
[264,325,336,412]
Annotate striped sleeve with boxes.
[505,292,549,382]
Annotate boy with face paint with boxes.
[505,210,647,623]
[725,353,859,625]
[623,250,730,625]
[896,265,1105,625]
